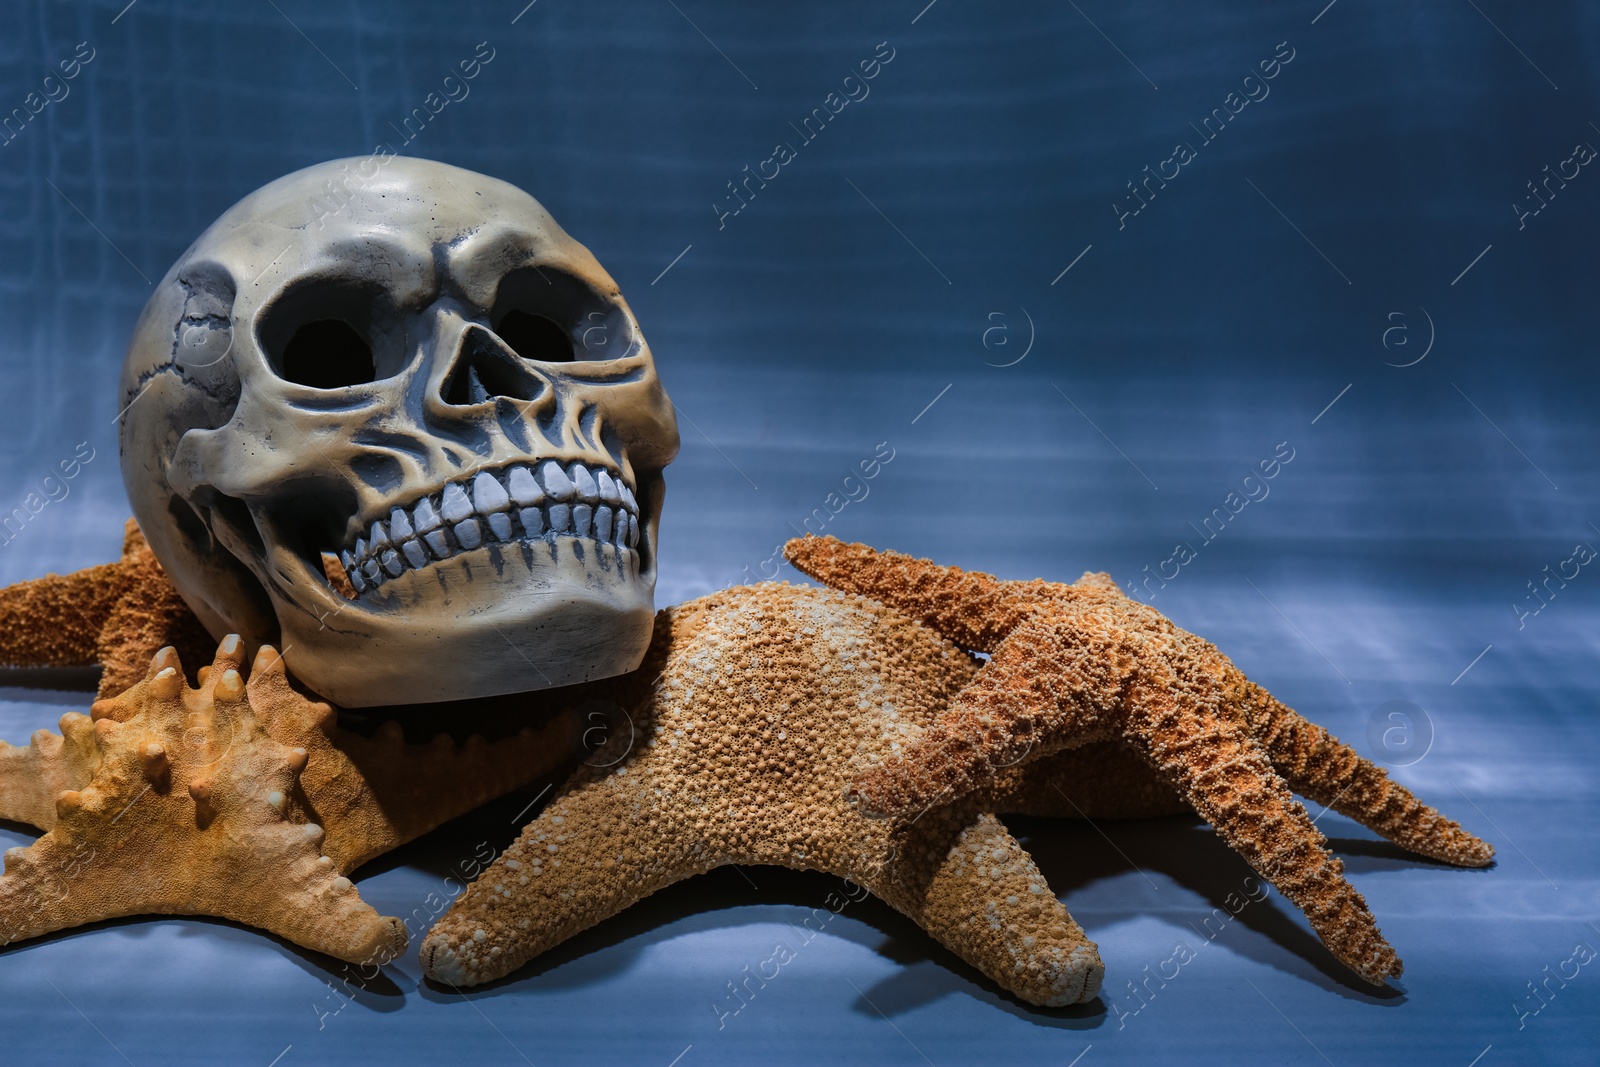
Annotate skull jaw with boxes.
[270,538,655,707]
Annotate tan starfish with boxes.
[0,638,406,962]
[0,636,573,960]
[422,580,1198,1006]
[782,535,1495,986]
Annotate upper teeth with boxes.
[337,460,641,596]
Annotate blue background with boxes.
[1,0,1597,1063]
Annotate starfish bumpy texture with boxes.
[0,519,214,699]
[422,580,1192,1006]
[783,535,1496,986]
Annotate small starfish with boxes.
[421,581,1192,1007]
[783,535,1495,986]
[0,638,406,963]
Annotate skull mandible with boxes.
[118,157,679,707]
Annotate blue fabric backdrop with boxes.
[0,1,1595,1063]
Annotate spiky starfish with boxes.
[0,638,407,961]
[0,637,572,959]
[782,535,1496,986]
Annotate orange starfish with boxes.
[423,581,1183,1006]
[783,535,1495,986]
[0,519,212,699]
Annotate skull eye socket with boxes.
[489,266,630,363]
[493,309,575,363]
[258,279,404,390]
[278,319,376,388]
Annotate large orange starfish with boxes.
[783,535,1495,986]
[422,580,1184,1006]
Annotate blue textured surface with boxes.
[1,1,1597,1064]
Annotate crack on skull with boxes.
[122,362,233,427]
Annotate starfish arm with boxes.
[93,547,215,700]
[420,769,715,987]
[862,807,1104,1006]
[422,766,1108,1007]
[0,563,129,669]
[0,521,157,672]
[1237,676,1494,866]
[0,809,405,965]
[0,713,101,830]
[849,615,1129,817]
[1121,660,1400,984]
[784,535,1033,650]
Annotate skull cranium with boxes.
[119,157,679,707]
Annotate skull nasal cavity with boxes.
[278,320,375,389]
[442,324,552,407]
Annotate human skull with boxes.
[118,157,679,707]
